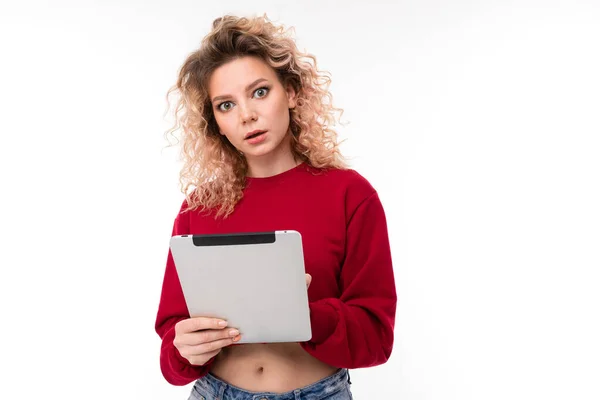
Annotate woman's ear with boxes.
[286,83,297,109]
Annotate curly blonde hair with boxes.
[164,13,348,218]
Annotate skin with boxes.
[173,57,338,392]
[209,54,300,178]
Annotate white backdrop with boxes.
[1,0,599,399]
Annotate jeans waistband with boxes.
[195,368,350,400]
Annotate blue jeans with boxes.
[188,368,353,400]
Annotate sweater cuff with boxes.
[308,300,339,344]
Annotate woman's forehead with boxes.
[209,56,276,92]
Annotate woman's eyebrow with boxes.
[212,78,269,103]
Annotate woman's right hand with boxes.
[173,317,242,366]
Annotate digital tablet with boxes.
[169,230,312,344]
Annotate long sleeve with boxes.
[154,201,215,385]
[300,191,397,368]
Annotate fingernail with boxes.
[229,329,239,337]
[218,320,228,327]
[232,335,241,342]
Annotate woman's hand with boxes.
[173,317,241,366]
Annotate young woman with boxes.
[155,14,397,400]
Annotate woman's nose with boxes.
[239,103,258,124]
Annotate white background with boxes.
[1,0,599,399]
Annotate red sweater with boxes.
[155,163,397,385]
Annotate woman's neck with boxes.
[246,154,300,178]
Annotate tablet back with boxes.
[169,230,312,344]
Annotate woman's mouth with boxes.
[245,130,268,144]
[245,130,267,139]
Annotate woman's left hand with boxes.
[305,273,312,289]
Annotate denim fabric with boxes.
[188,368,353,400]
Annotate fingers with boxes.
[179,334,242,366]
[175,317,227,335]
[179,327,240,346]
[174,326,242,365]
[188,335,242,357]
[305,273,312,289]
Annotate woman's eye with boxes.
[218,102,233,112]
[217,87,269,112]
[254,87,269,98]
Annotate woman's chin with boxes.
[241,135,290,160]
[242,144,275,159]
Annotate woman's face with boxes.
[208,55,297,162]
